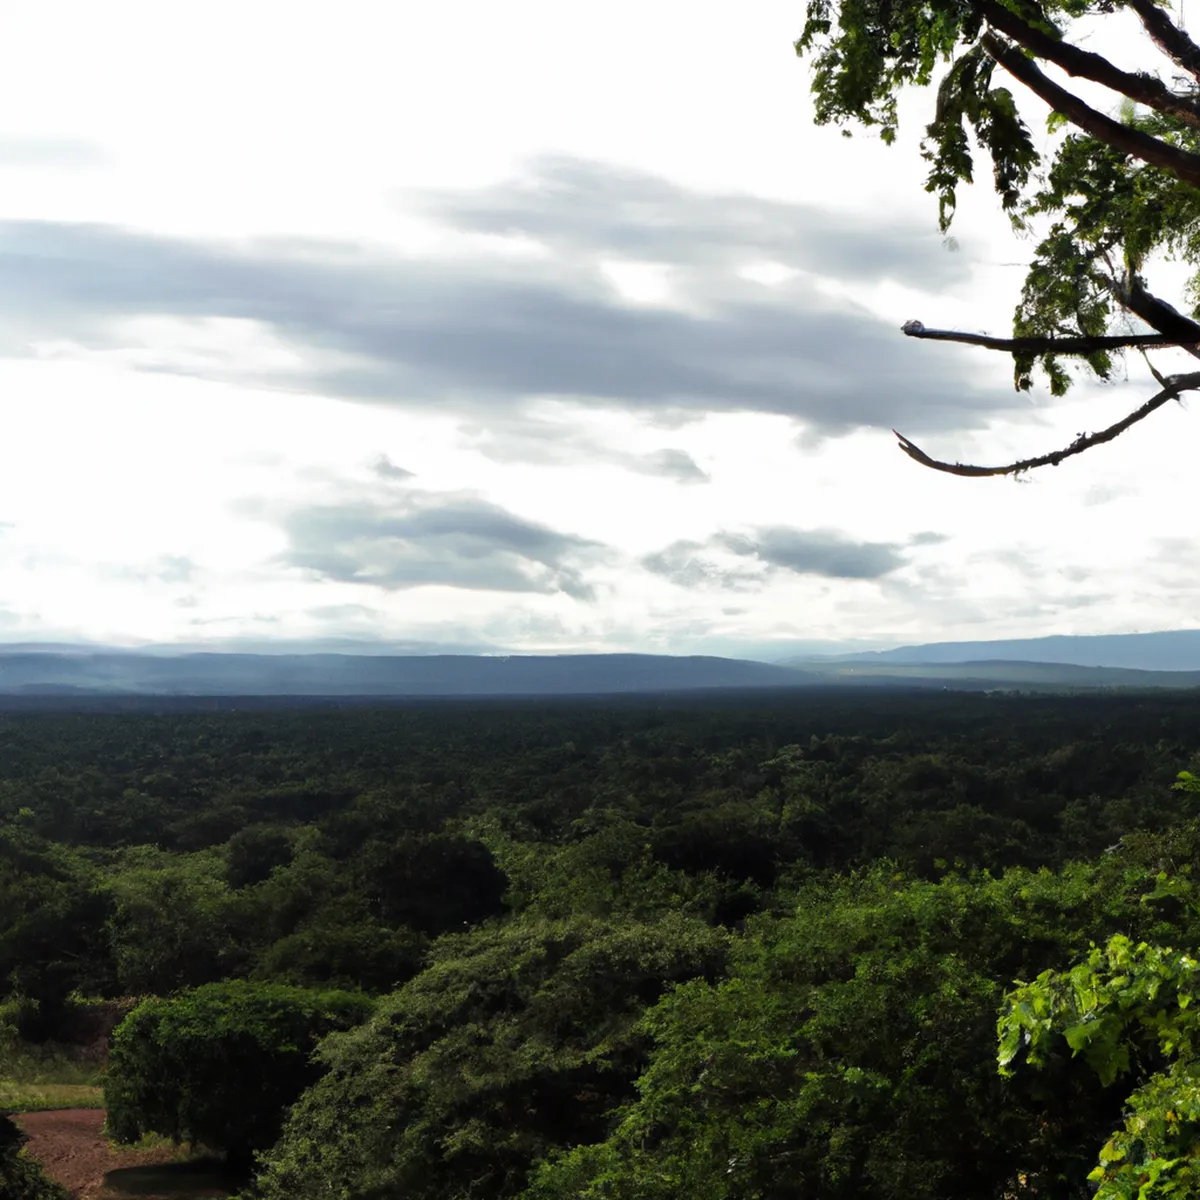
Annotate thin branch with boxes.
[982,31,1200,188]
[1138,345,1171,386]
[900,319,1192,354]
[892,370,1200,476]
[981,0,1200,127]
[1124,0,1200,83]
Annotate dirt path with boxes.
[14,1110,232,1199]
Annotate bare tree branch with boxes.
[1124,0,1200,83]
[981,0,1200,127]
[982,31,1200,187]
[892,370,1200,476]
[900,319,1193,354]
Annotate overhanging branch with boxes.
[900,319,1193,354]
[981,0,1200,127]
[982,31,1200,188]
[1124,0,1200,83]
[892,370,1200,476]
[1107,275,1200,355]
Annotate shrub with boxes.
[104,980,374,1165]
[0,1113,70,1200]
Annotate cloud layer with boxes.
[644,525,911,589]
[0,156,1015,438]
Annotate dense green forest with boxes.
[6,688,1200,1197]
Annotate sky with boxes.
[0,0,1196,661]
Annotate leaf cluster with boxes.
[997,848,1200,1200]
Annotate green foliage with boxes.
[0,996,31,1049]
[104,981,374,1164]
[923,44,1037,232]
[0,830,114,1028]
[795,0,1032,220]
[249,914,729,1200]
[527,863,1184,1199]
[103,848,260,994]
[225,824,293,889]
[794,0,1200,394]
[4,697,1200,1197]
[1013,121,1200,392]
[251,899,428,992]
[0,1114,70,1200]
[994,779,1200,1195]
[351,831,507,933]
[0,694,1196,1018]
[479,813,734,922]
[998,875,1200,1200]
[1175,769,1200,795]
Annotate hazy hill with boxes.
[778,629,1200,671]
[1,648,1200,703]
[0,651,815,697]
[796,658,1200,689]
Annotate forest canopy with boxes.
[5,691,1200,1196]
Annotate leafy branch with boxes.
[981,31,1200,188]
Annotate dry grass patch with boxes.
[0,1081,104,1111]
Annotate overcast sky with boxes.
[0,0,1194,660]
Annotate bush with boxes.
[0,1114,70,1200]
[0,996,26,1049]
[104,981,374,1165]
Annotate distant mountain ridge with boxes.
[778,629,1200,672]
[0,651,809,697]
[1,644,1200,702]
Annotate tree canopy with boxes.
[796,0,1200,474]
[7,696,1200,1196]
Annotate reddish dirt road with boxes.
[14,1109,230,1199]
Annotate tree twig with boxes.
[892,370,1200,476]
